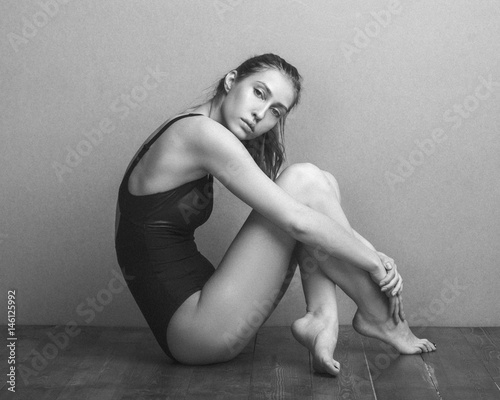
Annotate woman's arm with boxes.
[353,229,376,251]
[186,117,385,276]
[353,229,403,292]
[353,229,405,322]
[292,203,385,277]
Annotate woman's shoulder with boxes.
[149,113,229,161]
[145,112,208,146]
[152,112,243,161]
[163,112,216,135]
[161,113,230,145]
[128,113,217,192]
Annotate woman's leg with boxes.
[166,163,434,370]
[166,163,339,367]
[291,244,341,374]
[291,170,435,360]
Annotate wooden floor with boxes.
[2,325,499,399]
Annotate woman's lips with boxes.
[242,119,254,133]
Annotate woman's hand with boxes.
[377,251,405,323]
[377,251,403,297]
[369,260,387,286]
[389,293,405,324]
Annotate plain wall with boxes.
[1,0,499,330]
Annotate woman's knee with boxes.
[321,170,341,200]
[277,163,339,204]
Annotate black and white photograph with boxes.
[1,1,500,399]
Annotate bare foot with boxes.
[291,312,340,376]
[352,310,436,353]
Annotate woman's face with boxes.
[220,69,296,141]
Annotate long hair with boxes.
[211,54,302,180]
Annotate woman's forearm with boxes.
[352,229,377,251]
[292,207,384,274]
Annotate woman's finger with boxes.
[381,271,399,292]
[389,295,396,317]
[398,282,404,297]
[377,251,394,266]
[379,267,396,287]
[390,275,403,296]
[398,294,405,321]
[393,296,400,324]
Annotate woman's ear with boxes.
[224,70,237,92]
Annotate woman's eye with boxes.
[271,108,281,118]
[254,88,264,99]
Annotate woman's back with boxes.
[116,112,215,269]
[114,113,216,361]
[126,113,210,197]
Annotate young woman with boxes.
[115,53,435,376]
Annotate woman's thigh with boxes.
[166,163,331,364]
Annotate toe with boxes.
[422,339,434,352]
[326,359,340,376]
[321,357,340,376]
[313,355,339,376]
[416,343,427,353]
[417,339,429,353]
[418,341,428,352]
[329,363,340,376]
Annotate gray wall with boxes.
[2,0,499,330]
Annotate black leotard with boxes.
[115,113,215,361]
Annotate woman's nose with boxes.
[252,106,266,121]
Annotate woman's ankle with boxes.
[353,306,391,327]
[306,305,338,323]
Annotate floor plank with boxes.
[12,325,57,363]
[250,326,311,400]
[311,325,375,400]
[361,333,440,400]
[12,325,103,400]
[57,327,192,400]
[4,325,500,399]
[461,327,500,390]
[185,336,255,400]
[484,327,500,347]
[422,327,500,399]
[483,327,500,391]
